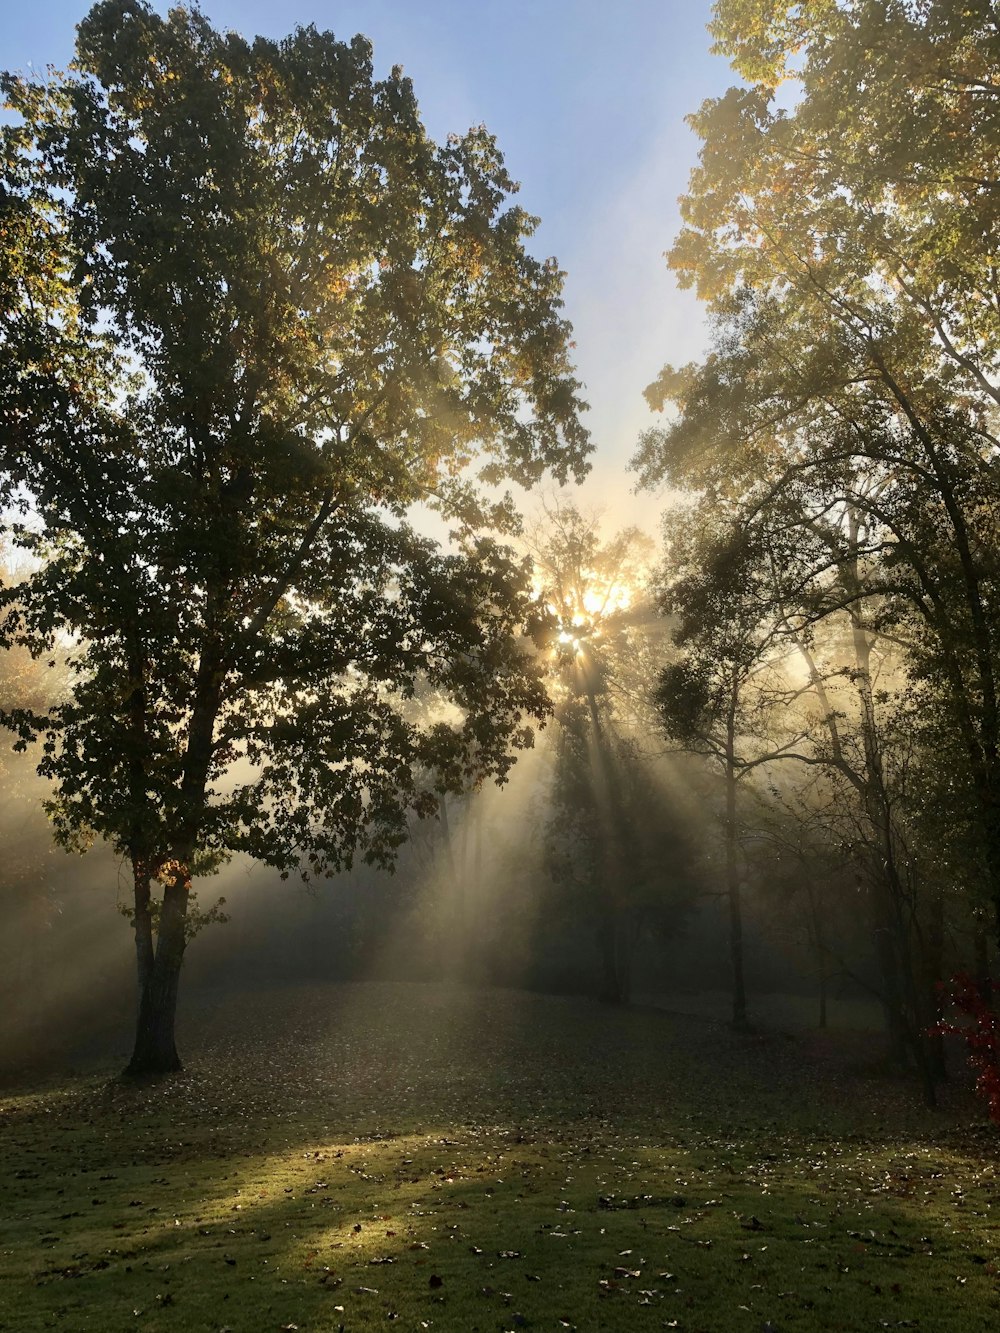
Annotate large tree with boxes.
[634,0,1000,948]
[653,507,945,1095]
[0,1,590,1073]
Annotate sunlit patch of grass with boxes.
[1,982,998,1332]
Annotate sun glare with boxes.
[582,585,632,616]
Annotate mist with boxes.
[3,5,1000,1332]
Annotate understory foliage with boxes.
[936,975,1000,1125]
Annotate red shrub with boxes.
[935,973,1000,1124]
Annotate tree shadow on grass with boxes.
[2,983,996,1332]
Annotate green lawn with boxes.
[1,982,997,1332]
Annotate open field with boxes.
[1,982,998,1332]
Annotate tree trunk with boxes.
[725,752,749,1031]
[727,878,749,1030]
[599,915,621,1002]
[616,913,637,1005]
[438,794,464,981]
[870,885,937,1106]
[986,806,1000,954]
[132,856,154,998]
[871,893,913,1061]
[125,875,189,1076]
[921,878,947,1082]
[974,919,992,991]
[123,627,220,1075]
[805,882,829,1029]
[598,911,633,1003]
[472,797,483,974]
[843,539,934,1104]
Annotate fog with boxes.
[0,707,884,1082]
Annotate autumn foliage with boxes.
[936,974,1000,1125]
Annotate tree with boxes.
[526,503,696,1002]
[632,0,1000,1075]
[638,0,1000,947]
[545,697,695,1004]
[0,1,590,1074]
[653,515,802,1030]
[651,499,946,1097]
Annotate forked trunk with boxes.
[124,636,219,1075]
[128,954,183,1074]
[126,876,189,1076]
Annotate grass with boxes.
[1,981,998,1332]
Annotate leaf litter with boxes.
[1,981,997,1332]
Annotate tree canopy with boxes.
[634,0,1000,951]
[0,0,591,1070]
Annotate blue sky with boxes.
[1,1,734,532]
